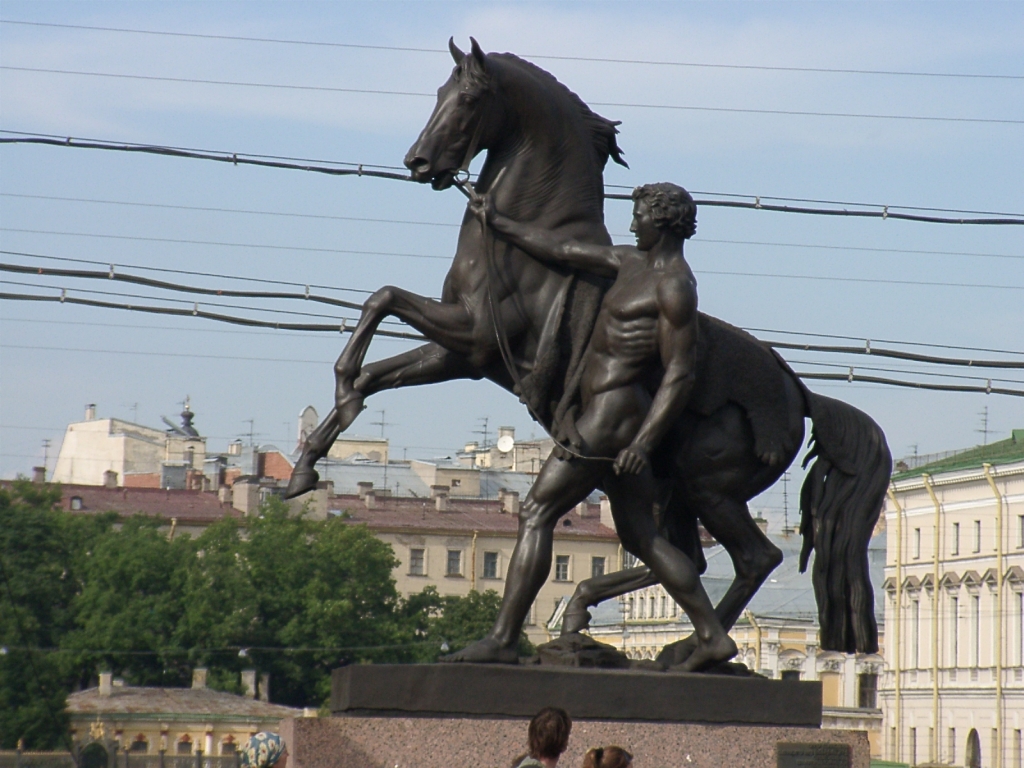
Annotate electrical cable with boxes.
[6,191,1022,260]
[2,20,1021,81]
[3,131,1022,224]
[3,250,1020,358]
[4,65,1024,126]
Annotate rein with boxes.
[453,169,614,465]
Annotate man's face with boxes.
[630,200,660,251]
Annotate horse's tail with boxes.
[799,392,891,654]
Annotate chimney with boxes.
[258,673,270,703]
[498,426,515,440]
[499,488,519,515]
[85,404,97,421]
[99,671,113,697]
[32,466,46,484]
[754,517,769,535]
[357,481,373,500]
[192,668,207,689]
[434,490,449,512]
[103,470,118,489]
[430,485,449,499]
[599,495,614,529]
[218,485,233,505]
[574,501,588,518]
[364,490,376,509]
[241,669,257,699]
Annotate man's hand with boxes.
[468,194,496,226]
[613,444,649,475]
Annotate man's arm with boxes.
[470,195,627,278]
[614,274,698,475]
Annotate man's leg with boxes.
[604,470,737,671]
[442,454,605,663]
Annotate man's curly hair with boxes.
[631,182,697,240]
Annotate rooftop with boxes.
[67,686,299,719]
[335,495,617,540]
[892,429,1024,480]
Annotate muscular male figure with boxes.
[445,183,736,671]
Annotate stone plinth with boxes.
[331,664,821,726]
[280,715,869,768]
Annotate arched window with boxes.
[966,728,981,768]
[221,737,237,756]
[129,735,148,753]
[177,736,193,755]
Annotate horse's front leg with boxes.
[286,343,481,499]
[333,286,478,412]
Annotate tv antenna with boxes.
[41,439,51,472]
[474,417,490,448]
[782,471,791,532]
[976,406,991,445]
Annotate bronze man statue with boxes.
[445,183,737,671]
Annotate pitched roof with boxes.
[67,686,299,719]
[334,495,617,540]
[892,429,1024,480]
[48,484,240,525]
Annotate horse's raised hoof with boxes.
[440,638,519,664]
[285,467,320,500]
[560,606,592,635]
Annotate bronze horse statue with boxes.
[288,39,890,659]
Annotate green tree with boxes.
[0,481,108,749]
[63,515,194,687]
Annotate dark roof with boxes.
[44,484,239,525]
[67,686,299,719]
[892,429,1024,480]
[334,495,617,540]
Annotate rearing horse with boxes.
[290,39,890,661]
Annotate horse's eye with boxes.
[459,92,478,106]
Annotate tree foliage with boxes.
[0,486,529,747]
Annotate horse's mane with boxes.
[490,52,627,170]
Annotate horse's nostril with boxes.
[406,156,431,175]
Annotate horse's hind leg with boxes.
[561,566,658,634]
[286,343,479,498]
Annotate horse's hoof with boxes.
[560,607,592,635]
[285,468,320,499]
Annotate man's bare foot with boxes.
[440,637,519,664]
[672,634,737,673]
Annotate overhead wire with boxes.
[5,191,1022,260]
[3,65,1023,127]
[2,250,1020,360]
[2,19,1022,81]
[3,131,1022,224]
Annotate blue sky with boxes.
[1,2,1021,522]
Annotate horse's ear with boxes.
[449,37,465,64]
[469,37,487,69]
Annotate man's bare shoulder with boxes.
[655,270,697,325]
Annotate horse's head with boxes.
[405,38,502,191]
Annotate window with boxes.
[70,496,83,510]
[409,548,425,576]
[554,555,570,581]
[952,522,960,555]
[177,739,193,755]
[949,728,956,765]
[450,478,461,487]
[649,595,656,618]
[951,596,959,667]
[221,740,236,756]
[858,673,878,708]
[660,595,667,618]
[129,737,148,754]
[781,670,801,681]
[1019,515,1024,548]
[973,520,982,553]
[1018,592,1024,666]
[591,556,606,578]
[911,599,920,668]
[446,549,462,576]
[1013,729,1021,768]
[913,527,921,559]
[910,728,917,767]
[483,551,499,579]
[972,595,981,666]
